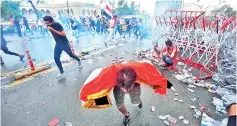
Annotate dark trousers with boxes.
[54,43,80,73]
[162,55,173,65]
[25,25,33,34]
[1,45,19,56]
[16,28,22,37]
[115,28,121,35]
[127,28,131,37]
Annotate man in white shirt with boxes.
[105,17,116,46]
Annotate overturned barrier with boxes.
[153,10,236,81]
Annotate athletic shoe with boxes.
[138,102,143,109]
[56,72,64,78]
[123,113,130,126]
[19,55,25,61]
[78,61,82,68]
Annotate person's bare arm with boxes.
[48,26,66,36]
[168,48,177,58]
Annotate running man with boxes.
[43,16,82,77]
[1,28,24,64]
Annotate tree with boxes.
[211,4,236,17]
[1,1,21,20]
[130,1,136,13]
[118,0,124,7]
[114,0,140,16]
[28,0,40,23]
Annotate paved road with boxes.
[1,39,225,126]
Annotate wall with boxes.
[20,2,101,21]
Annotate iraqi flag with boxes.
[79,60,172,109]
[102,4,113,19]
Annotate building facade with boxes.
[20,2,102,21]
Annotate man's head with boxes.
[116,67,137,90]
[43,16,54,26]
[165,39,173,47]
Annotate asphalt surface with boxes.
[1,38,225,126]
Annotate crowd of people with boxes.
[58,15,150,42]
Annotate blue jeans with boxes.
[162,56,173,65]
[54,43,80,73]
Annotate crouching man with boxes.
[162,39,178,70]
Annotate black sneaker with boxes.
[138,102,143,109]
[78,61,82,68]
[104,42,107,47]
[1,61,4,65]
[19,55,25,61]
[123,113,130,126]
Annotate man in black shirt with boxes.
[43,16,82,77]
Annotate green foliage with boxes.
[114,0,140,16]
[211,4,236,17]
[1,1,22,20]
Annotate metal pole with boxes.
[67,0,70,16]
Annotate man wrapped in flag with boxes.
[79,60,175,126]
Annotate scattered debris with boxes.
[194,108,202,118]
[174,98,178,101]
[190,98,197,102]
[48,118,60,126]
[178,99,183,103]
[73,79,77,82]
[174,93,178,96]
[150,106,155,112]
[168,116,177,124]
[170,86,176,92]
[188,85,196,88]
[49,84,53,87]
[179,116,184,120]
[159,115,170,120]
[190,105,196,109]
[164,120,170,125]
[216,105,227,114]
[173,74,186,81]
[201,112,222,126]
[64,122,73,126]
[183,119,189,125]
[199,104,206,111]
[187,88,195,93]
[212,97,224,106]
